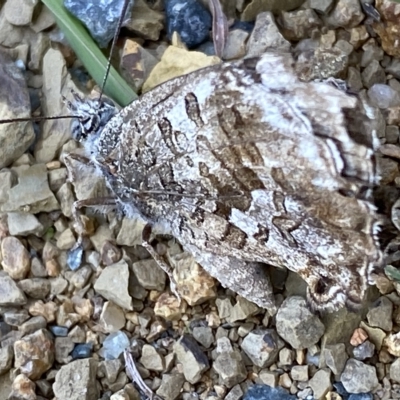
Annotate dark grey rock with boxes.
[243,384,296,400]
[165,0,212,48]
[63,0,134,48]
[71,343,93,359]
[49,326,69,337]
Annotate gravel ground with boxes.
[1,0,400,399]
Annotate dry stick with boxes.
[208,0,228,58]
[142,224,181,303]
[124,350,163,400]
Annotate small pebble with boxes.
[49,326,69,337]
[165,0,212,48]
[71,343,93,359]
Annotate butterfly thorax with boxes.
[65,92,119,161]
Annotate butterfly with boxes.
[64,51,382,313]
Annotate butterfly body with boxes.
[70,52,382,312]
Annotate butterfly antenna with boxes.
[0,115,78,124]
[99,0,132,101]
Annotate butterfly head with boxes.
[63,90,117,144]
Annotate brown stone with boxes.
[1,236,30,280]
[14,329,54,379]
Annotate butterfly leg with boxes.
[63,153,94,183]
[142,224,181,303]
[68,197,119,270]
[184,243,277,313]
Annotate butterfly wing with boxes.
[99,53,381,311]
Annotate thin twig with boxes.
[124,350,163,400]
[208,0,228,58]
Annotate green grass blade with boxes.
[42,0,137,106]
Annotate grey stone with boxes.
[240,329,283,368]
[366,296,393,331]
[4,0,38,26]
[322,343,348,375]
[3,309,29,326]
[140,344,165,372]
[334,40,354,56]
[241,0,305,21]
[216,297,234,319]
[94,260,133,310]
[362,60,386,89]
[70,265,92,289]
[340,359,379,393]
[258,370,278,387]
[284,271,307,297]
[386,125,399,143]
[192,326,214,348]
[49,276,68,295]
[18,278,50,299]
[223,29,249,60]
[173,335,210,384]
[0,51,35,169]
[1,164,59,214]
[7,212,44,236]
[102,371,128,392]
[290,365,308,382]
[361,39,384,68]
[0,346,13,375]
[0,272,27,306]
[323,0,364,28]
[309,0,334,14]
[156,373,185,400]
[55,337,74,364]
[56,182,75,218]
[116,217,146,246]
[296,47,349,81]
[98,359,122,384]
[237,322,255,338]
[390,358,400,384]
[227,296,259,323]
[279,348,294,367]
[34,49,80,163]
[100,301,126,333]
[387,58,400,79]
[213,337,247,388]
[353,340,375,361]
[19,316,47,335]
[53,358,99,400]
[225,384,244,400]
[56,228,76,250]
[48,167,68,192]
[347,67,363,91]
[30,257,48,278]
[276,296,325,349]
[125,0,164,41]
[308,369,332,400]
[131,258,166,291]
[246,12,291,57]
[279,9,322,41]
[368,84,400,109]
